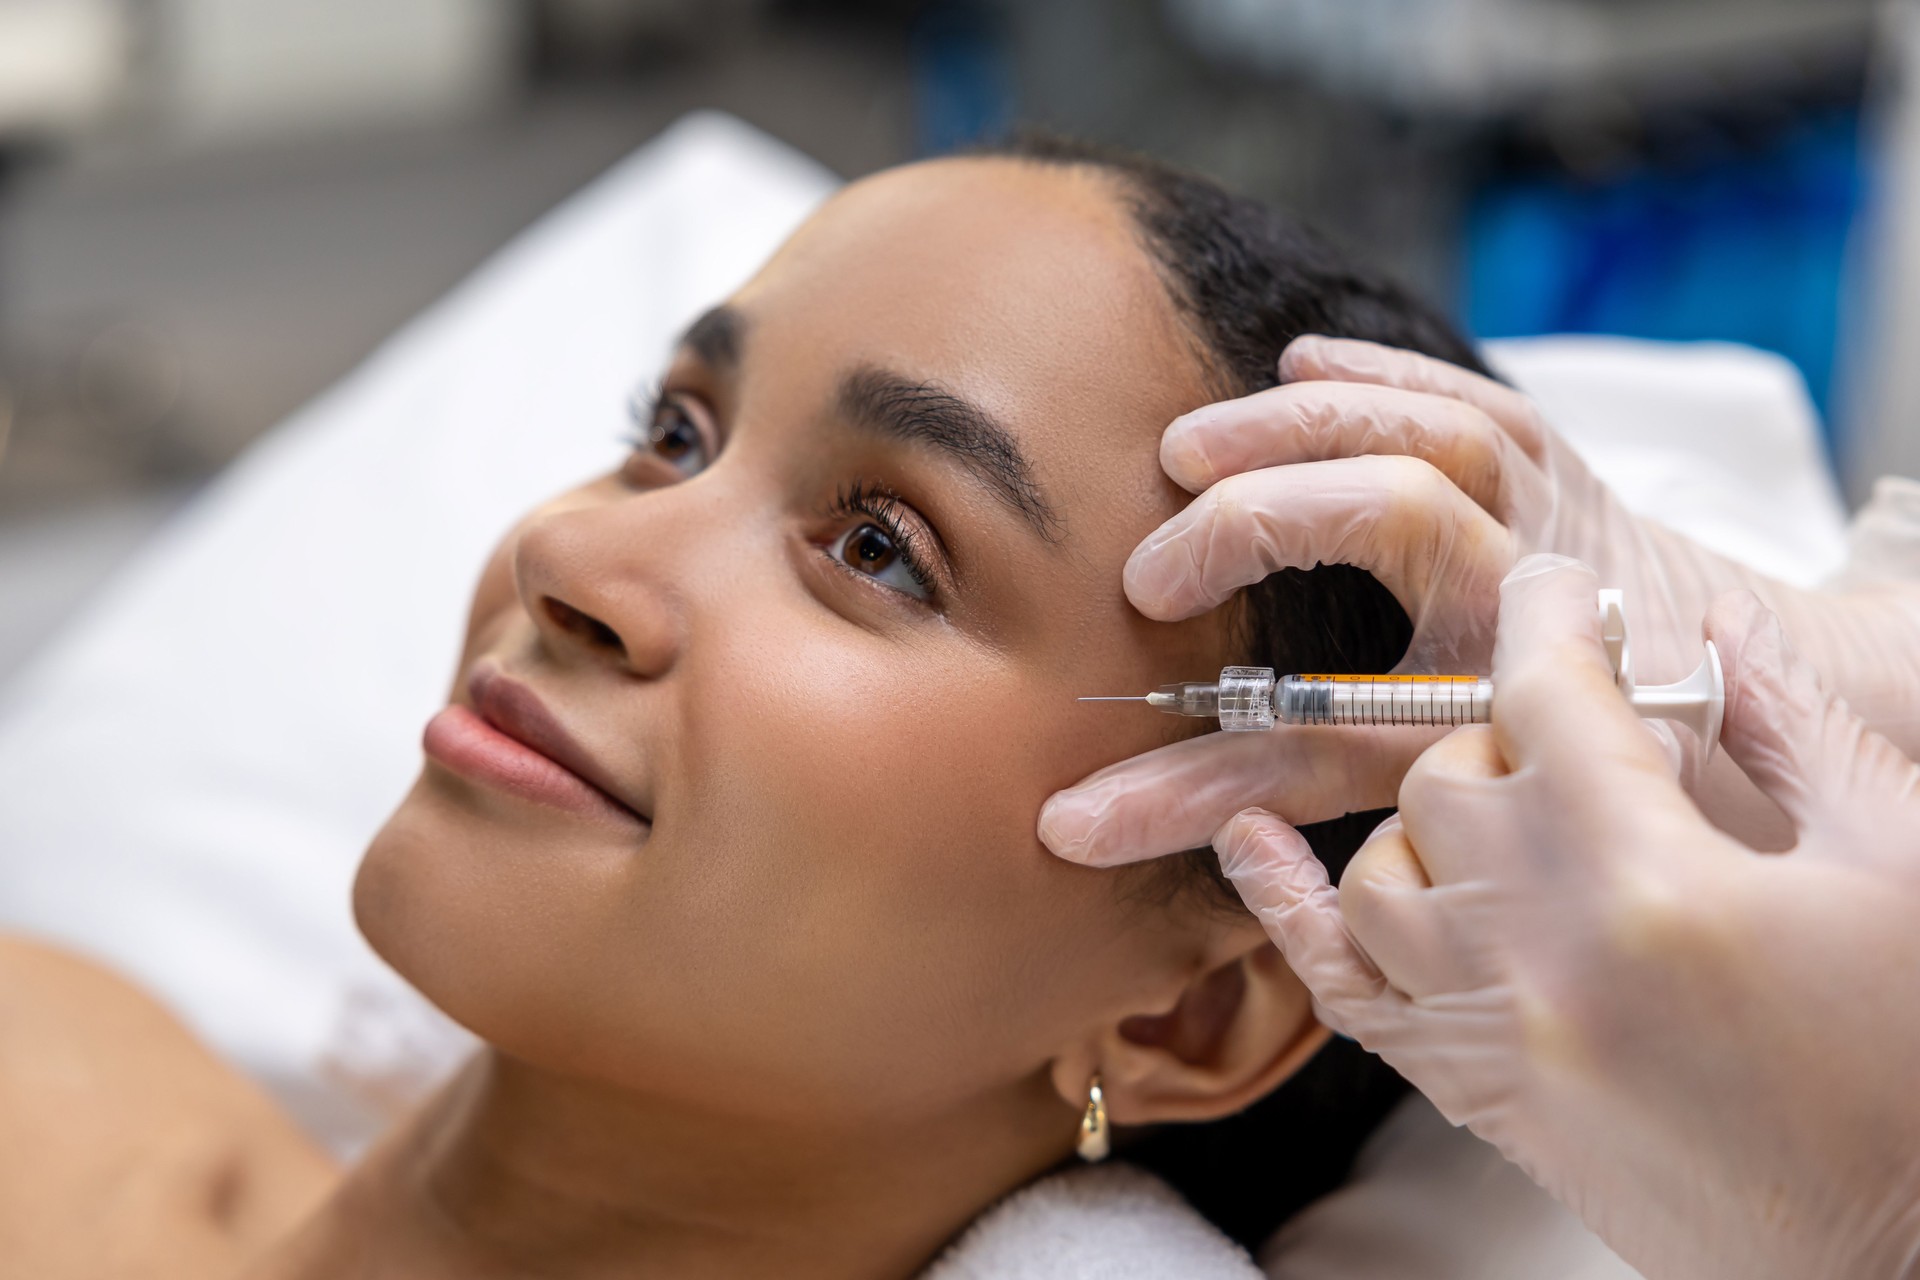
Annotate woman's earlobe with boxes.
[1098,941,1330,1128]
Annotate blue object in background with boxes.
[911,1,1015,156]
[1463,110,1868,439]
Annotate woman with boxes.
[0,137,1482,1276]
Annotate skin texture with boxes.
[0,158,1328,1278]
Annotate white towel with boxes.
[920,1095,1639,1279]
[922,1162,1263,1279]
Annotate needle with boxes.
[1078,695,1148,701]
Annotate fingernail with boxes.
[1160,416,1213,489]
[1759,605,1790,651]
[1122,533,1191,617]
[1037,794,1093,862]
[1278,334,1323,378]
[1211,811,1264,874]
[1213,809,1256,849]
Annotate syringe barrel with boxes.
[1276,674,1491,727]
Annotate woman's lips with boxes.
[422,684,647,828]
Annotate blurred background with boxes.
[2,0,1916,678]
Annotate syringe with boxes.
[1081,670,1493,730]
[1082,591,1727,751]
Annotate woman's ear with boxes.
[1052,918,1329,1128]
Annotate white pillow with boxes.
[1486,336,1849,588]
[0,113,1839,1276]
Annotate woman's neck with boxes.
[246,1050,1069,1279]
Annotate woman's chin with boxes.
[353,779,538,1019]
[352,785,455,988]
[351,774,644,1072]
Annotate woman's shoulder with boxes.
[0,934,338,1277]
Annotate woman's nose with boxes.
[511,505,688,680]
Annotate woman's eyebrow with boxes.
[675,305,744,371]
[836,366,1065,543]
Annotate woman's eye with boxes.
[830,522,929,601]
[643,398,711,477]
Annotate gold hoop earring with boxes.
[1076,1073,1110,1162]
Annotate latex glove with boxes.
[1129,334,1774,678]
[1218,554,1920,1280]
[1041,336,1920,866]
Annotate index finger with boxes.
[1122,454,1514,624]
[1156,380,1532,516]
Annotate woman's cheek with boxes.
[691,634,1051,933]
[776,654,1108,942]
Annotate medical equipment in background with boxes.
[1083,590,1726,752]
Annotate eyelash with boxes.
[825,480,938,601]
[624,380,684,444]
[622,383,941,606]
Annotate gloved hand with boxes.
[1041,336,1920,866]
[1216,555,1920,1280]
[1128,334,1779,677]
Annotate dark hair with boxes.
[981,133,1494,1249]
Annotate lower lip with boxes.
[423,704,645,828]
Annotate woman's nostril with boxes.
[542,597,628,657]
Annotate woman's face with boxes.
[357,157,1307,1135]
